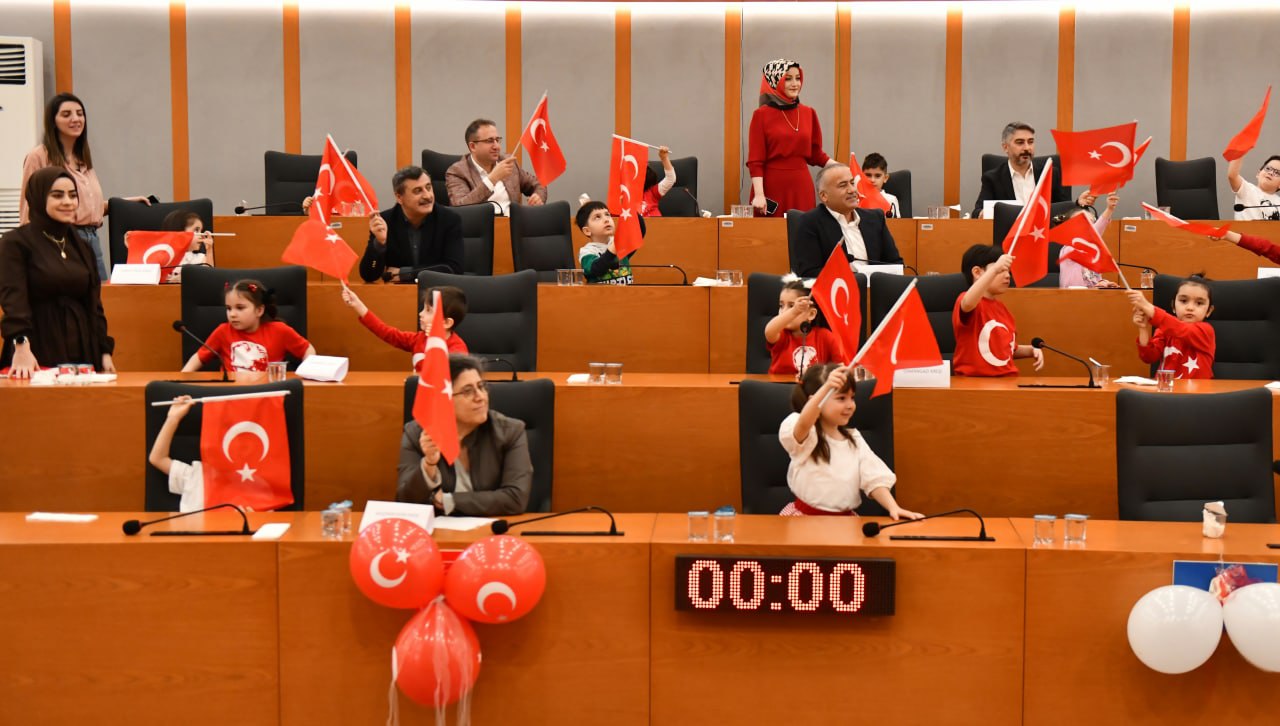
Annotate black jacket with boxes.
[359,204,464,283]
[971,155,1071,218]
[790,205,901,278]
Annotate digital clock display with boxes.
[675,555,895,615]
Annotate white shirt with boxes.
[1009,161,1036,204]
[1233,178,1280,221]
[471,155,512,216]
[778,412,894,513]
[168,459,205,513]
[826,205,868,270]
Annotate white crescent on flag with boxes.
[1072,237,1102,263]
[978,320,1012,367]
[315,163,335,196]
[530,118,548,149]
[141,244,175,266]
[889,321,906,366]
[476,581,518,619]
[830,278,850,325]
[1099,141,1133,168]
[619,184,632,206]
[222,421,270,461]
[622,153,640,180]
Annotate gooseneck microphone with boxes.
[1019,337,1098,389]
[482,357,519,382]
[173,320,230,382]
[123,503,255,536]
[490,506,624,537]
[861,508,993,542]
[1234,203,1280,220]
[234,201,304,215]
[631,264,689,286]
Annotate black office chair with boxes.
[980,153,1006,176]
[646,155,699,217]
[880,169,912,218]
[868,272,967,361]
[403,375,553,513]
[738,379,894,515]
[1151,274,1280,379]
[1155,157,1219,220]
[744,272,867,374]
[417,269,538,370]
[452,203,496,275]
[1116,388,1275,523]
[107,198,214,274]
[990,201,1071,288]
[143,379,305,512]
[509,201,573,282]
[263,149,358,215]
[785,213,806,275]
[421,148,462,207]
[179,266,309,370]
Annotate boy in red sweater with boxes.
[951,244,1043,376]
[1127,275,1215,379]
[340,284,468,365]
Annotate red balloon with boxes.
[395,599,481,707]
[443,535,546,624]
[349,517,444,609]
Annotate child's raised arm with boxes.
[148,396,195,475]
[960,253,1013,313]
[764,295,809,344]
[788,366,848,447]
[1227,157,1245,193]
[340,283,369,317]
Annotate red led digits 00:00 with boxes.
[675,555,894,615]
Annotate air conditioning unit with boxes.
[0,36,44,234]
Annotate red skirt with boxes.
[751,162,817,217]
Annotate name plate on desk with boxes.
[109,264,161,285]
[296,355,349,382]
[1258,268,1280,280]
[893,361,951,388]
[863,264,905,276]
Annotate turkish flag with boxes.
[282,218,359,282]
[412,291,460,465]
[1224,86,1271,161]
[854,283,942,398]
[1001,158,1054,287]
[309,134,379,225]
[200,393,293,511]
[519,93,567,186]
[849,153,892,213]
[1091,135,1151,195]
[608,135,648,258]
[810,244,861,362]
[125,231,194,269]
[1048,213,1118,274]
[1051,122,1137,188]
[1141,203,1232,238]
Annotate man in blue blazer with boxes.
[789,163,902,278]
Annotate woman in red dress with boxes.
[747,59,834,216]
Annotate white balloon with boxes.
[1224,583,1280,672]
[1127,585,1223,674]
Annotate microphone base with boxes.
[150,530,256,536]
[888,535,995,542]
[520,530,625,537]
[1017,383,1100,389]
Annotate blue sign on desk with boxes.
[1172,560,1279,591]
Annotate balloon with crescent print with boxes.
[349,517,444,609]
[444,534,546,624]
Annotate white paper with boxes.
[893,361,952,388]
[1265,381,1280,390]
[295,355,349,382]
[692,277,721,286]
[26,512,99,523]
[862,264,904,277]
[566,373,591,384]
[28,370,58,386]
[981,199,1019,220]
[109,264,161,285]
[252,522,291,540]
[1115,376,1158,386]
[360,500,435,534]
[1257,268,1280,280]
[432,516,496,532]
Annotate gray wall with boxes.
[4,3,55,114]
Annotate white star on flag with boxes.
[441,379,453,399]
[1030,226,1045,240]
[324,232,342,244]
[540,141,549,152]
[1088,150,1101,160]
[619,208,631,221]
[237,463,257,482]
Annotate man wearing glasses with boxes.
[1228,154,1280,221]
[445,118,548,214]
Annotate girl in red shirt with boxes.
[182,279,314,374]
[1127,276,1216,380]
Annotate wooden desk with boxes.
[279,512,654,725]
[212,215,371,281]
[1017,519,1280,725]
[0,511,281,724]
[893,378,1280,520]
[649,514,1026,725]
[715,217,918,275]
[571,217,719,284]
[102,282,715,373]
[1117,219,1279,280]
[916,218,990,275]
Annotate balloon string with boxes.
[386,662,400,726]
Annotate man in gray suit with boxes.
[445,118,547,214]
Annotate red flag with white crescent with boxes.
[519,94,567,186]
[810,244,861,362]
[849,153,892,213]
[1047,212,1119,274]
[199,394,293,511]
[1001,158,1054,287]
[1090,135,1151,195]
[282,218,359,282]
[125,231,195,269]
[1051,122,1137,188]
[412,291,460,465]
[608,135,648,258]
[1141,203,1232,238]
[853,283,941,398]
[309,134,379,225]
[1223,86,1271,162]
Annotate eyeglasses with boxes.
[471,136,503,146]
[1261,167,1280,178]
[455,380,489,401]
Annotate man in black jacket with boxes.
[789,164,902,278]
[970,121,1090,218]
[359,166,464,283]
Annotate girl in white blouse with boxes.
[778,364,924,519]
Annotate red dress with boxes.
[747,104,831,216]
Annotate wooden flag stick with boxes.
[150,390,290,407]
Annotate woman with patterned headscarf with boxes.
[746,59,836,216]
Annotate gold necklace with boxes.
[781,107,800,132]
[41,230,68,259]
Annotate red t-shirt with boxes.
[198,321,312,373]
[1137,308,1215,379]
[768,326,843,375]
[359,310,468,368]
[951,294,1019,377]
[640,186,664,217]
